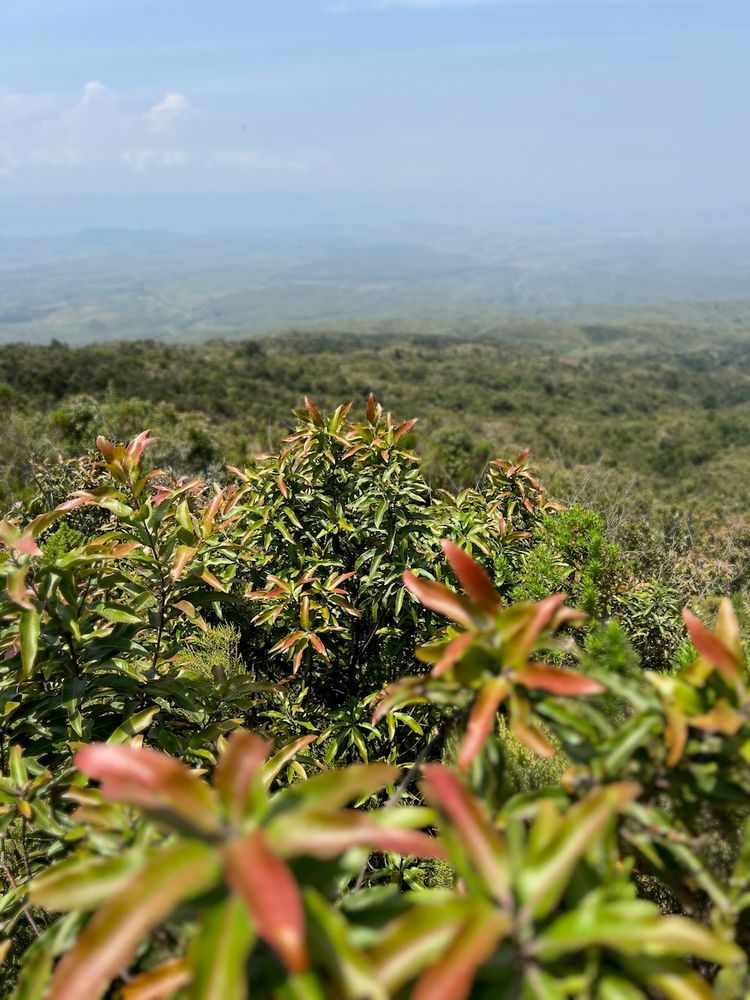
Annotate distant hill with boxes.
[1,222,749,345]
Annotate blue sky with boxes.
[1,0,748,212]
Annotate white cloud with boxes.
[0,82,322,183]
[121,149,188,174]
[144,92,192,131]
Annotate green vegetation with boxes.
[0,386,750,997]
[1,328,749,603]
[1,315,750,996]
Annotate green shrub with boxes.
[1,401,748,998]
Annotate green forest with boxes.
[2,325,750,997]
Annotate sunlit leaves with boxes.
[380,541,596,767]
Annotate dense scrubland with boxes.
[2,321,750,997]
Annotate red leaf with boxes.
[367,393,378,423]
[393,418,418,441]
[214,731,271,825]
[441,541,500,614]
[126,430,158,463]
[515,594,568,660]
[75,744,219,835]
[683,609,743,685]
[514,664,604,697]
[403,571,474,628]
[458,678,510,771]
[421,766,510,903]
[304,397,323,425]
[224,829,309,973]
[15,534,42,558]
[271,812,446,860]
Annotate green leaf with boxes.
[189,894,255,1000]
[281,763,398,811]
[106,706,161,745]
[518,783,639,919]
[44,841,219,1000]
[263,734,317,789]
[369,895,475,993]
[9,744,28,786]
[97,603,142,625]
[29,850,146,913]
[536,898,742,965]
[20,608,40,678]
[304,889,385,1000]
[597,976,647,1000]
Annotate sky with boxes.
[1,0,749,224]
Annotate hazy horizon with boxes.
[2,0,748,225]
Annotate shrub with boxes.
[1,400,745,998]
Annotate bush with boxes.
[1,400,747,998]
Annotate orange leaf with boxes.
[683,608,743,685]
[214,730,271,825]
[690,699,745,735]
[75,744,219,836]
[118,958,191,999]
[458,678,510,771]
[393,418,418,441]
[308,633,328,658]
[664,707,688,767]
[224,829,309,974]
[170,546,197,584]
[421,765,510,903]
[441,540,501,614]
[513,664,604,697]
[403,571,475,628]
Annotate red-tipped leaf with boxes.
[75,744,219,835]
[514,664,605,697]
[682,608,743,685]
[403,571,475,627]
[458,678,510,771]
[224,828,309,974]
[421,765,510,903]
[441,541,501,614]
